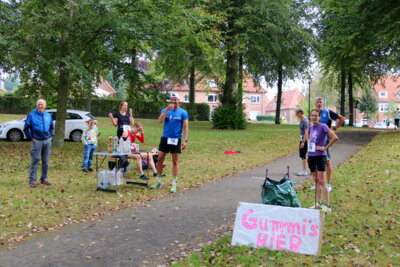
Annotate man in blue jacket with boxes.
[24,99,54,188]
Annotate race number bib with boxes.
[123,125,131,132]
[308,142,316,152]
[167,138,178,146]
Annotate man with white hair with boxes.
[151,94,189,193]
[23,99,54,187]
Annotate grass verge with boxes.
[173,131,400,266]
[0,115,301,245]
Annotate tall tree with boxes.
[2,0,119,147]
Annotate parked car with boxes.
[373,122,396,129]
[0,109,96,142]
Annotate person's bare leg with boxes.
[156,152,166,176]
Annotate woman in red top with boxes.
[124,122,158,180]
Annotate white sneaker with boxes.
[327,184,332,192]
[310,184,316,190]
[297,170,307,176]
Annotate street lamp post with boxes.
[308,79,311,119]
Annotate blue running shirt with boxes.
[161,108,189,138]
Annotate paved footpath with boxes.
[0,131,377,267]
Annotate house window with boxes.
[207,94,218,103]
[379,91,387,98]
[379,104,389,112]
[249,95,260,104]
[183,94,189,102]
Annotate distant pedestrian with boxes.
[305,109,338,213]
[315,97,345,192]
[151,94,189,193]
[23,99,54,188]
[394,108,400,129]
[81,119,98,173]
[386,118,391,128]
[108,101,134,138]
[295,108,309,176]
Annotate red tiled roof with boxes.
[97,77,116,94]
[265,88,303,112]
[170,77,267,93]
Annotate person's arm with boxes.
[317,130,338,151]
[301,127,309,149]
[158,105,172,124]
[181,119,189,150]
[330,110,345,130]
[136,132,145,143]
[108,112,117,127]
[23,114,33,141]
[129,108,134,126]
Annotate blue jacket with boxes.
[23,108,54,140]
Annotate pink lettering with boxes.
[310,225,319,237]
[276,234,286,250]
[259,219,268,231]
[256,233,268,247]
[302,224,306,236]
[269,232,275,249]
[290,235,302,252]
[241,209,257,230]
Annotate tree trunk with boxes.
[222,21,238,106]
[53,68,69,148]
[189,64,195,106]
[340,68,346,116]
[348,71,353,126]
[127,47,139,110]
[275,64,283,124]
[237,55,243,106]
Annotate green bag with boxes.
[261,176,301,208]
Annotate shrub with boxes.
[256,114,275,121]
[212,104,247,129]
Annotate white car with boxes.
[373,122,396,130]
[0,109,96,142]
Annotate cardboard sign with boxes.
[232,202,324,255]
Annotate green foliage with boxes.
[256,114,275,121]
[180,103,210,121]
[0,96,34,114]
[358,93,378,119]
[212,105,247,129]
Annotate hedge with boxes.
[0,96,210,121]
[256,114,275,121]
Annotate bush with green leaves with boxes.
[256,114,275,121]
[212,104,247,129]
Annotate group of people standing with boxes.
[296,97,345,213]
[24,94,189,194]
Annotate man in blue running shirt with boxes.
[151,94,189,193]
[315,97,345,192]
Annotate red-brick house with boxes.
[373,76,400,122]
[165,77,268,120]
[93,77,117,97]
[265,88,304,123]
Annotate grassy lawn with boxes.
[174,131,400,266]
[0,114,302,245]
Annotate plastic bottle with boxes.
[116,169,122,185]
[108,136,114,154]
[109,169,116,186]
[97,171,102,187]
[113,136,119,153]
[104,170,110,187]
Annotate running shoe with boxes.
[309,201,322,209]
[321,204,332,213]
[150,182,162,189]
[170,185,177,193]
